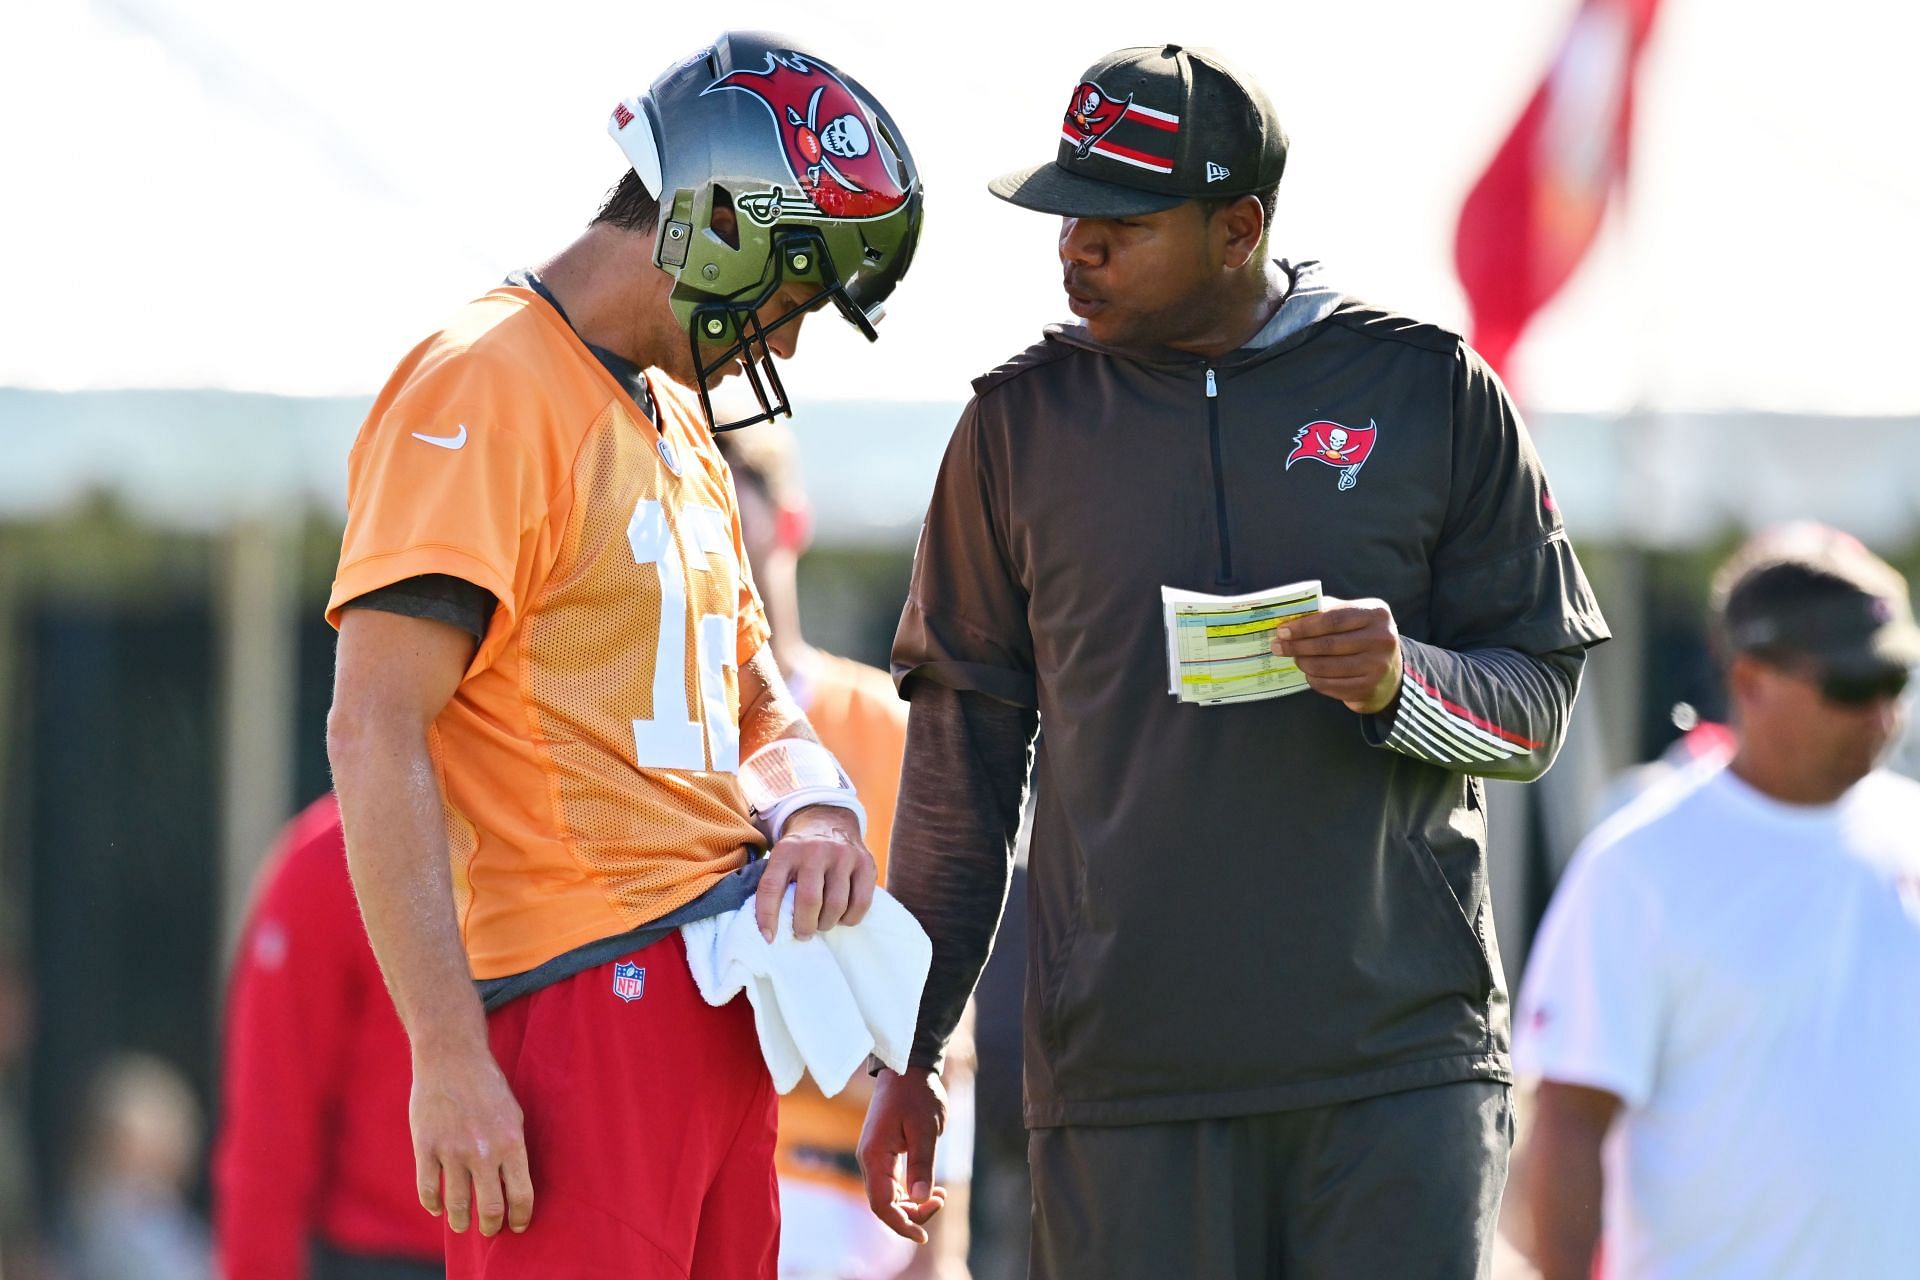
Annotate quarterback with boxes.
[325,32,922,1279]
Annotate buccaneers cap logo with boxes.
[705,52,910,220]
[1065,81,1131,159]
[1285,420,1379,491]
[1059,79,1180,174]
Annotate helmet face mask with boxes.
[684,224,826,432]
[609,33,923,433]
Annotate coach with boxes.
[859,44,1609,1278]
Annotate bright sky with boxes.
[4,0,1917,412]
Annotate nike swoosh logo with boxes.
[410,424,468,450]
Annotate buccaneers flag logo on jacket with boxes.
[1285,420,1379,491]
[706,52,910,220]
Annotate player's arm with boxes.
[1270,607,1586,781]
[860,683,1036,1244]
[326,606,532,1239]
[737,645,879,941]
[1524,1081,1620,1279]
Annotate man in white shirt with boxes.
[1516,525,1920,1280]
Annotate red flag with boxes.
[1454,0,1662,383]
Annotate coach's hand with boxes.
[756,804,878,942]
[859,1065,949,1243]
[1269,595,1403,715]
[410,1044,534,1237]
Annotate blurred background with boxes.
[2,0,1917,1275]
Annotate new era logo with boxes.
[613,102,635,129]
[1205,161,1230,183]
[611,962,646,1002]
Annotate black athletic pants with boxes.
[1028,1081,1512,1280]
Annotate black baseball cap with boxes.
[1718,535,1920,691]
[989,45,1288,218]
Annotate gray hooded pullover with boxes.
[886,262,1609,1128]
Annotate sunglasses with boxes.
[1817,667,1911,707]
[1766,657,1912,707]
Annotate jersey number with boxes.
[626,499,740,773]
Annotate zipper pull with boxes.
[1205,368,1218,398]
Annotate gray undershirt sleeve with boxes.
[887,683,1038,1073]
[1362,640,1585,782]
[345,573,496,639]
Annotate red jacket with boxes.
[213,794,441,1277]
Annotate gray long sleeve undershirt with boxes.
[887,682,1036,1073]
[1366,638,1586,782]
[890,642,1585,1071]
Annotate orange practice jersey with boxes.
[775,652,909,1190]
[328,287,770,979]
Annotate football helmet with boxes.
[609,32,924,431]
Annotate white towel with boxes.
[679,884,932,1097]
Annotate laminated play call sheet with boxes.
[1162,579,1323,706]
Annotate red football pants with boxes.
[445,932,778,1279]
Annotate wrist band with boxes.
[738,738,867,844]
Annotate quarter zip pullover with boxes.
[891,263,1609,1125]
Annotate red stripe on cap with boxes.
[1089,138,1175,172]
[1402,663,1544,750]
[1124,106,1179,132]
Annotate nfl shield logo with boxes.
[611,962,646,1003]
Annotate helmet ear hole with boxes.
[709,186,742,250]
